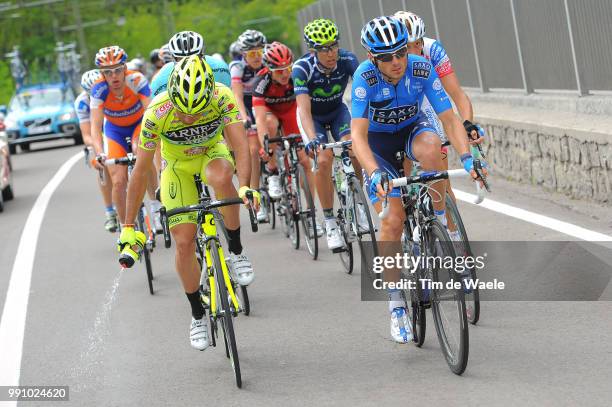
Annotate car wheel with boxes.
[20,142,30,152]
[2,184,13,201]
[8,144,16,155]
[0,188,4,212]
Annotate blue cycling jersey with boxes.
[351,54,452,133]
[150,55,231,97]
[292,49,359,116]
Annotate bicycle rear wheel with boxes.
[348,178,378,277]
[210,239,242,388]
[296,165,318,260]
[445,195,480,324]
[338,216,354,274]
[137,208,154,295]
[426,220,469,375]
[401,229,426,347]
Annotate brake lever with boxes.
[379,172,390,219]
[473,159,491,192]
[245,190,259,233]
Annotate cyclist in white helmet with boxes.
[76,69,117,232]
[394,10,485,240]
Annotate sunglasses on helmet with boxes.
[373,47,408,62]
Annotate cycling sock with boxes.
[186,290,205,320]
[323,208,334,219]
[105,205,115,214]
[227,227,243,255]
[434,209,447,227]
[388,289,405,312]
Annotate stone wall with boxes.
[467,119,611,205]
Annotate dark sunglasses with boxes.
[373,47,408,62]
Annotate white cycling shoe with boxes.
[257,205,269,223]
[268,175,282,199]
[190,316,209,351]
[325,219,344,251]
[390,307,413,343]
[227,253,255,286]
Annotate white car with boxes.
[0,130,15,212]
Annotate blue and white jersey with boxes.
[351,54,452,134]
[421,37,455,140]
[292,49,359,116]
[74,91,90,123]
[150,55,231,97]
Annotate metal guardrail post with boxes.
[465,0,488,92]
[429,0,442,40]
[377,0,384,15]
[342,0,356,54]
[563,0,588,95]
[358,0,365,24]
[510,0,532,94]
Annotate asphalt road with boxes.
[1,141,611,406]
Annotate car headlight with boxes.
[58,112,76,121]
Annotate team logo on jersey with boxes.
[144,141,157,149]
[144,119,157,130]
[169,182,177,199]
[312,84,342,98]
[217,96,227,108]
[223,116,232,125]
[141,130,158,139]
[294,78,307,86]
[361,69,378,87]
[161,158,167,171]
[155,101,173,119]
[184,146,208,156]
[164,119,222,145]
[223,103,235,113]
[370,103,418,125]
[412,61,431,79]
[432,78,443,91]
[382,88,390,97]
[354,86,367,99]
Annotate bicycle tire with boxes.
[401,229,426,347]
[270,199,276,229]
[239,285,250,316]
[339,225,354,274]
[348,178,378,277]
[445,196,480,324]
[287,171,300,249]
[137,208,154,295]
[209,239,242,388]
[296,165,318,260]
[427,220,469,375]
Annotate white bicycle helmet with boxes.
[80,69,102,92]
[168,31,205,59]
[394,11,426,43]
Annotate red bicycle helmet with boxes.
[263,41,293,69]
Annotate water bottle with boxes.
[118,233,146,268]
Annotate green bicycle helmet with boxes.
[303,19,339,49]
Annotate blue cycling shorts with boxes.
[311,103,351,143]
[364,113,436,203]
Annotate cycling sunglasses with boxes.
[269,65,292,73]
[100,66,125,76]
[373,47,408,62]
[244,48,263,58]
[314,42,339,53]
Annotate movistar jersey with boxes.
[292,49,359,116]
[351,55,451,133]
[150,55,231,97]
[139,83,242,159]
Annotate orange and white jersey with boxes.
[90,70,151,126]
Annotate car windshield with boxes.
[8,88,72,113]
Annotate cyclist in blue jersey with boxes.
[293,18,364,251]
[351,16,480,343]
[150,31,231,97]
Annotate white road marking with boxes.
[0,152,82,390]
[453,189,612,241]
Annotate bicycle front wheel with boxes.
[296,165,318,260]
[137,208,154,295]
[348,178,378,277]
[445,195,480,324]
[210,239,242,388]
[426,220,469,375]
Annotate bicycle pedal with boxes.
[332,246,346,254]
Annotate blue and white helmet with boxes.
[360,16,408,54]
[80,69,102,92]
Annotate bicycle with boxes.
[159,175,258,388]
[264,133,318,260]
[107,154,156,295]
[380,155,486,375]
[311,137,378,275]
